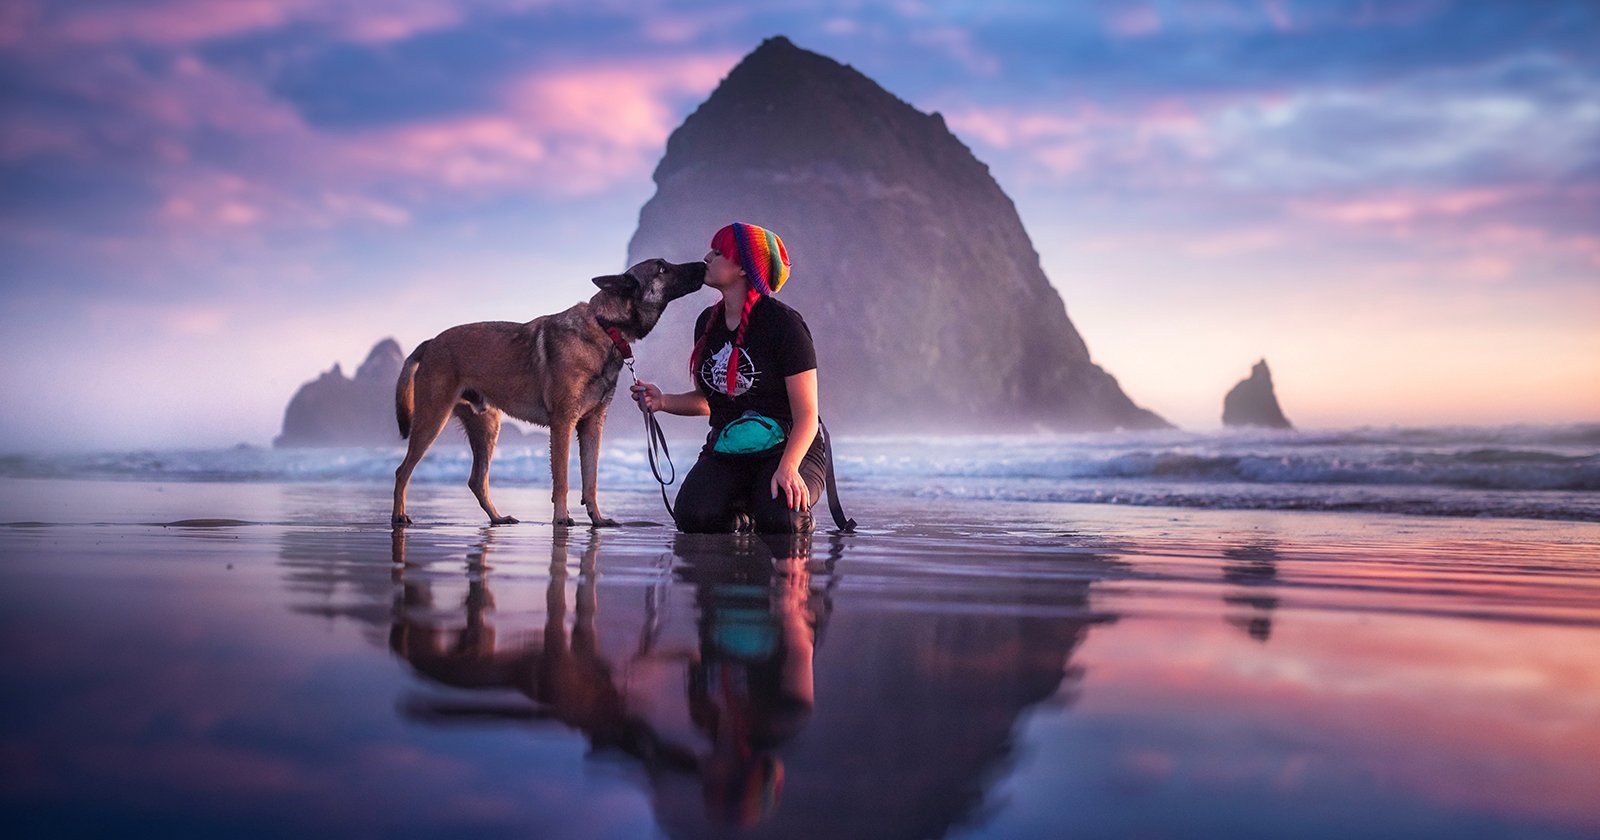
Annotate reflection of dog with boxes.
[391,259,705,526]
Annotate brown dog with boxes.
[392,258,706,527]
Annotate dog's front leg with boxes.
[577,411,618,527]
[549,414,577,527]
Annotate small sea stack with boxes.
[276,339,407,447]
[1223,359,1293,430]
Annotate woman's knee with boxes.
[674,500,735,534]
[752,506,813,535]
[674,459,743,533]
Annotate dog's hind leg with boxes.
[459,405,517,526]
[577,410,617,527]
[392,379,456,527]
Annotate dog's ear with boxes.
[591,273,640,297]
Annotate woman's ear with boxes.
[591,273,640,296]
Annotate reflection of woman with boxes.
[662,533,822,827]
[631,223,825,534]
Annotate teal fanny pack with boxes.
[714,411,786,455]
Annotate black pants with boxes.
[674,439,826,534]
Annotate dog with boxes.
[392,258,706,527]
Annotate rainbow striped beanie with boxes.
[711,222,790,295]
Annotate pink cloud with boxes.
[1261,0,1294,32]
[640,7,748,45]
[353,55,737,194]
[38,0,476,47]
[53,0,307,46]
[1107,4,1163,38]
[1455,255,1514,282]
[0,0,40,48]
[943,98,1213,184]
[944,107,1092,150]
[910,26,1001,76]
[338,2,463,44]
[357,117,551,188]
[1475,206,1600,269]
[1183,227,1288,258]
[3,48,304,172]
[154,167,417,233]
[10,42,737,232]
[0,117,89,161]
[1291,189,1519,226]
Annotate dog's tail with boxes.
[395,340,431,439]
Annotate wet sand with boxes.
[2,477,1598,839]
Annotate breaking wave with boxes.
[2,424,1597,522]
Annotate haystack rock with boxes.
[1222,359,1293,430]
[626,36,1168,433]
[275,339,543,447]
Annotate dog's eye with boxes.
[656,260,667,274]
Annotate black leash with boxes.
[598,318,682,525]
[625,358,679,524]
[817,419,856,533]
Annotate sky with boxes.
[1,0,1597,450]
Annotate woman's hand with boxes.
[771,461,811,512]
[630,381,664,412]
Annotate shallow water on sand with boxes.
[2,478,1598,839]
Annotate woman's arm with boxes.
[630,382,709,417]
[771,369,819,510]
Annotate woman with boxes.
[631,222,826,534]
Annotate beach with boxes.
[2,474,1597,839]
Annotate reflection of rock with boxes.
[1222,542,1281,643]
[1223,359,1293,429]
[628,36,1169,433]
[274,338,542,448]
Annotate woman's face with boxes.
[704,248,746,291]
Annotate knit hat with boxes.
[710,222,790,295]
[692,223,791,396]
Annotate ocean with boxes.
[3,423,1597,522]
[3,428,1598,837]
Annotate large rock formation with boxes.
[626,37,1167,433]
[275,339,543,447]
[1222,359,1293,429]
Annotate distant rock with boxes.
[626,36,1168,432]
[275,339,405,447]
[1223,360,1293,429]
[274,339,543,448]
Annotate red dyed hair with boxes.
[691,225,780,396]
[690,287,762,396]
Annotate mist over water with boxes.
[3,424,1597,522]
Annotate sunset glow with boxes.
[2,0,1595,448]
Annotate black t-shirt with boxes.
[693,295,817,434]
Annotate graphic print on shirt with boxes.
[700,341,757,396]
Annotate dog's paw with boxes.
[553,516,577,527]
[391,514,413,527]
[589,517,620,528]
[490,515,519,526]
